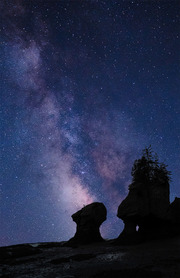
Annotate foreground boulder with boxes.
[67,202,107,245]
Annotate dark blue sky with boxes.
[0,0,179,246]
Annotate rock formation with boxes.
[167,197,180,235]
[117,181,170,239]
[117,182,180,242]
[67,202,107,245]
[116,146,176,242]
[167,197,180,223]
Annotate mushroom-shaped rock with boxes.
[68,202,107,245]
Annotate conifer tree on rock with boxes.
[130,146,171,188]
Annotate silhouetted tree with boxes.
[130,146,171,188]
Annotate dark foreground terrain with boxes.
[0,236,180,278]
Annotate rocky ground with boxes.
[0,236,180,278]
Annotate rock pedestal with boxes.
[68,202,107,245]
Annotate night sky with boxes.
[0,0,179,247]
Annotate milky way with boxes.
[0,1,179,246]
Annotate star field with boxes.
[0,0,179,246]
